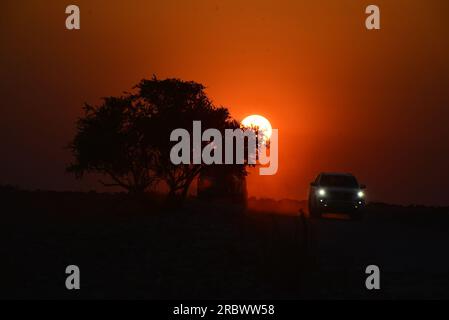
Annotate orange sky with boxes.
[1,0,449,205]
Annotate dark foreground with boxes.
[1,188,449,299]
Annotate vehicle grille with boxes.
[328,191,355,201]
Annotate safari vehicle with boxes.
[308,172,366,219]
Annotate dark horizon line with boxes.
[1,184,447,209]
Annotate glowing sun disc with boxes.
[241,114,273,141]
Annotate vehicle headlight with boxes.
[318,188,326,196]
[357,190,365,198]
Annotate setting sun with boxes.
[241,115,273,141]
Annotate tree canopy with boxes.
[67,77,247,200]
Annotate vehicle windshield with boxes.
[320,175,358,188]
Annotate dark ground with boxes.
[1,187,449,299]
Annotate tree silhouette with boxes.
[67,77,246,201]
